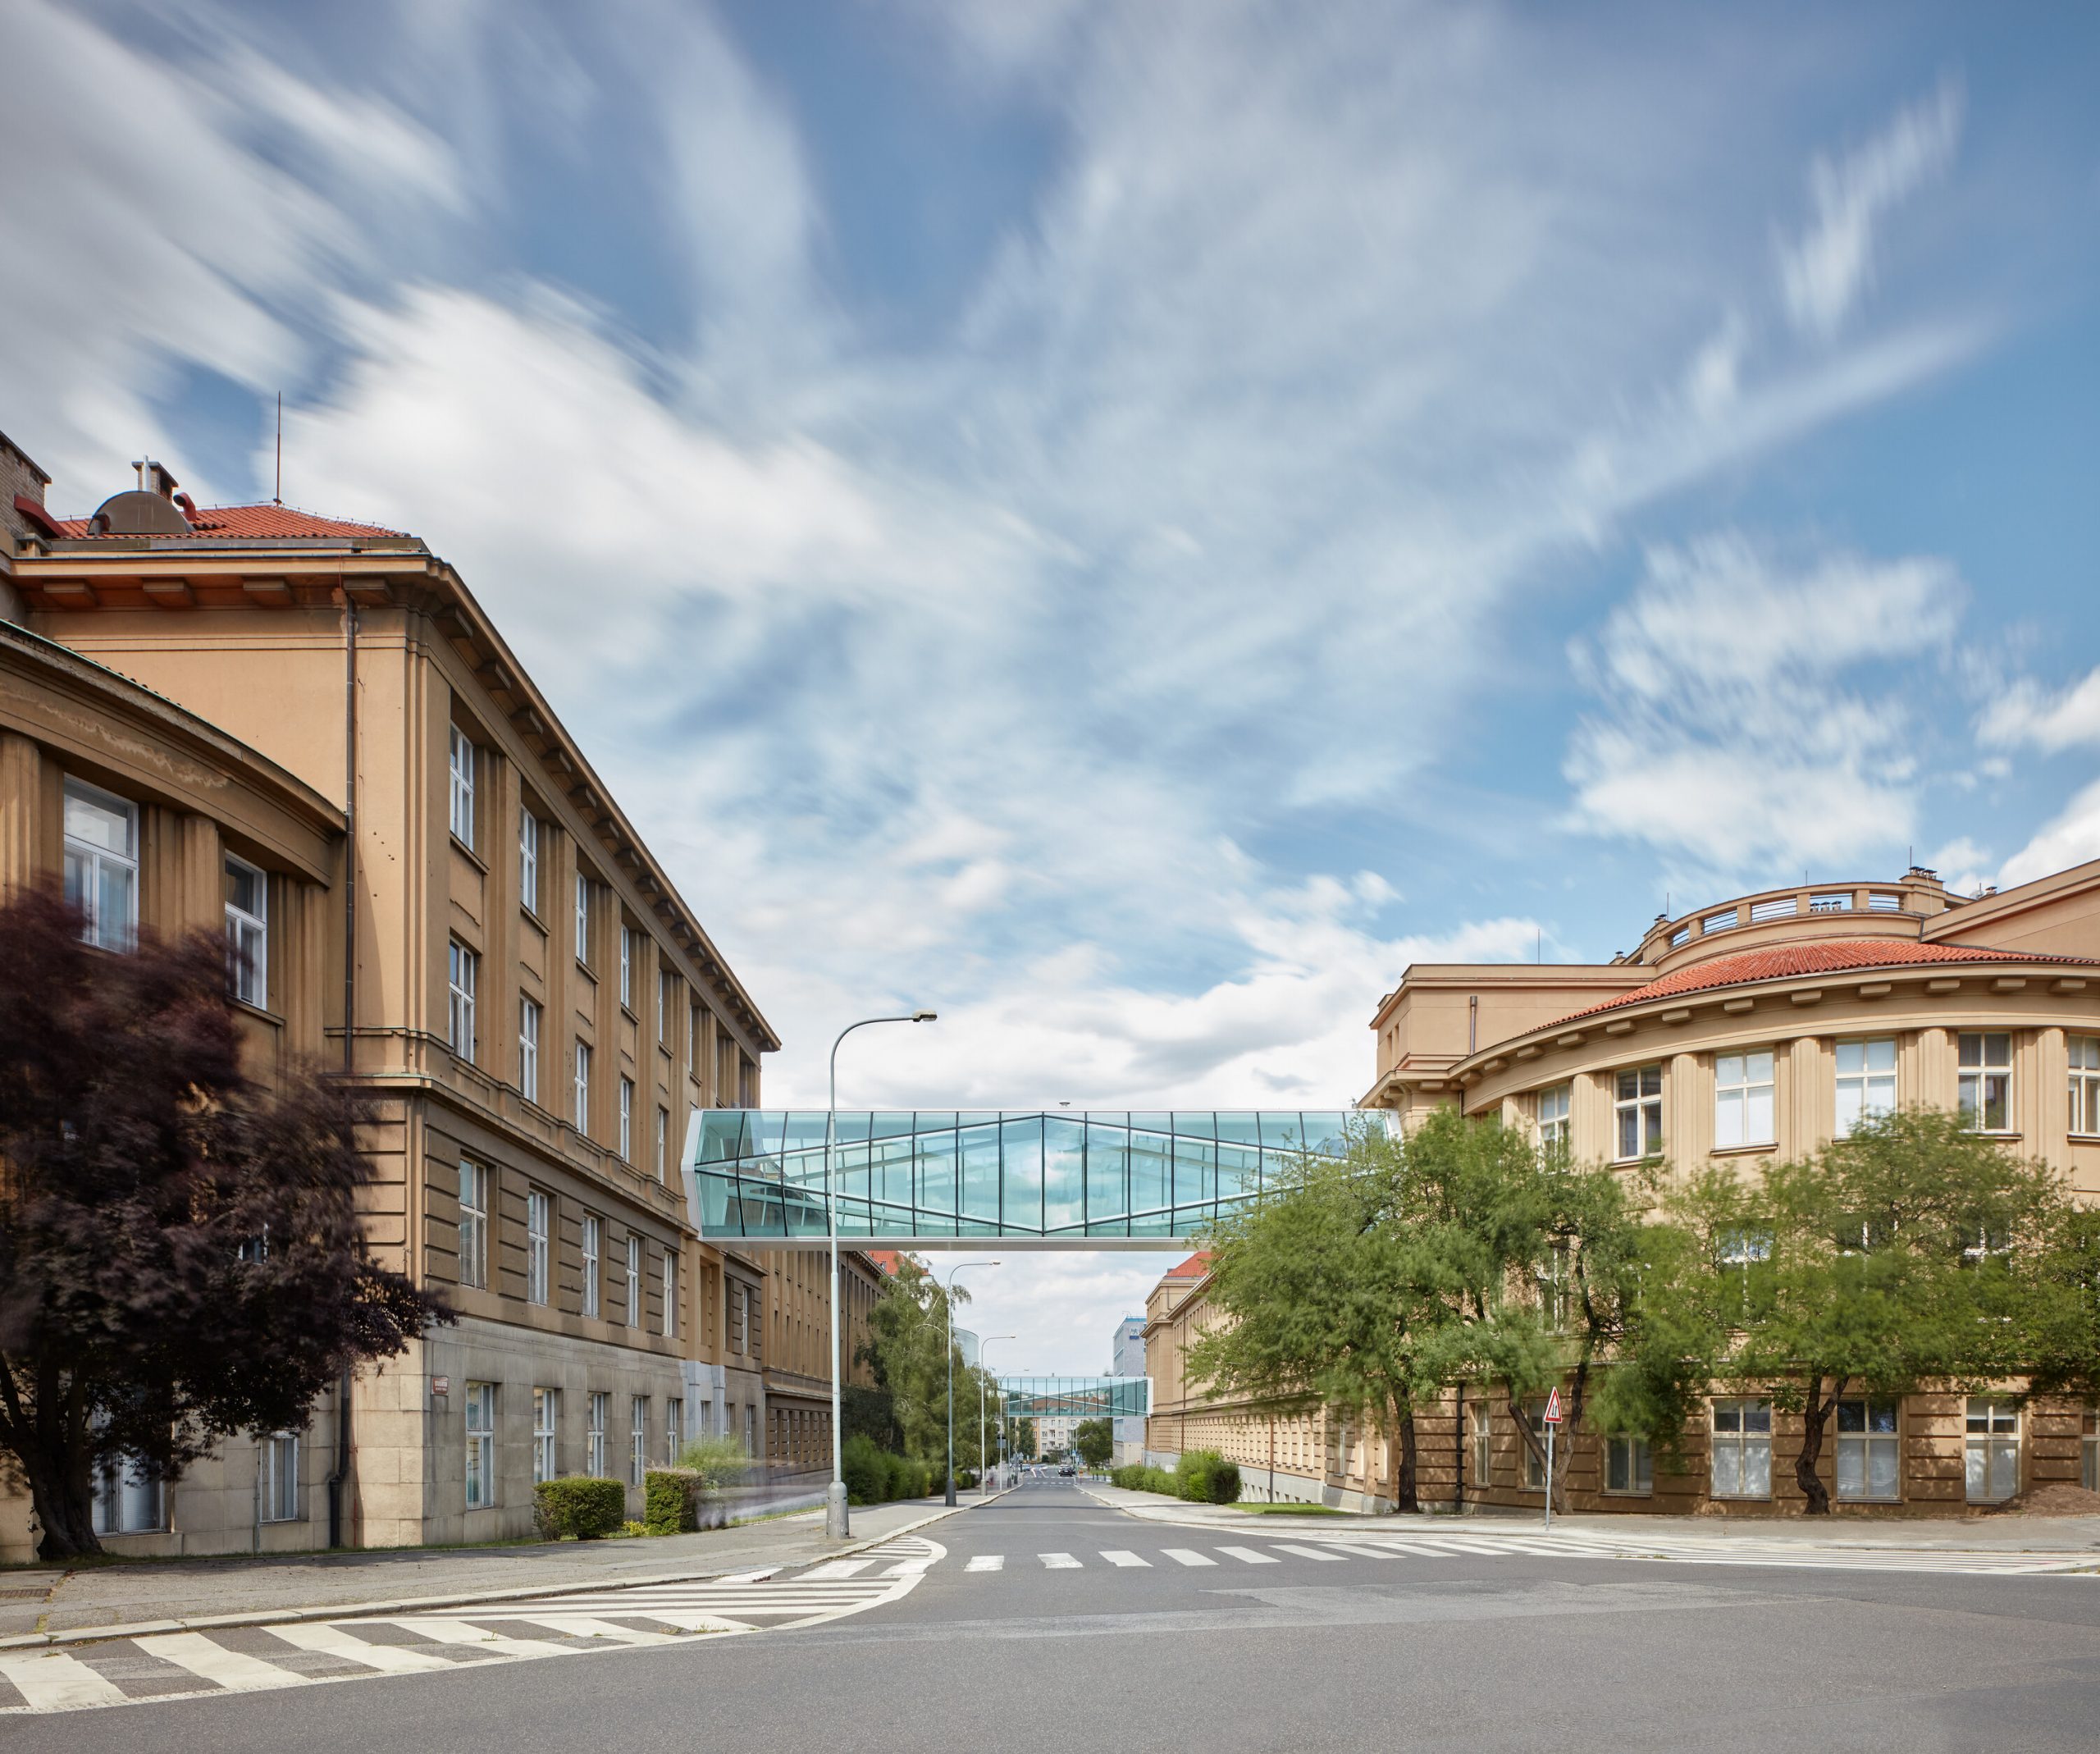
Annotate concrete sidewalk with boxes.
[1082,1482,2100,1554]
[0,1489,1007,1648]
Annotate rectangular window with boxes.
[1965,1397,2019,1502]
[91,1455,164,1534]
[2070,1037,2100,1137]
[659,971,673,1044]
[448,724,475,849]
[518,998,541,1103]
[1714,1050,1775,1149]
[1471,1404,1491,1487]
[262,1430,299,1523]
[225,856,267,1007]
[518,806,540,915]
[666,1399,684,1466]
[574,873,591,965]
[1537,1085,1571,1158]
[663,1250,678,1337]
[63,778,138,952]
[1522,1400,1548,1490]
[688,1001,701,1066]
[1835,1398,1900,1501]
[574,1042,591,1133]
[626,1235,642,1327]
[2084,1409,2097,1493]
[588,1391,609,1477]
[459,1159,488,1290]
[448,939,478,1062]
[619,926,633,1009]
[1835,1037,1897,1135]
[1710,1398,1773,1499]
[532,1387,559,1484]
[581,1213,600,1318]
[1958,1032,2012,1131]
[1605,1433,1653,1495]
[631,1395,648,1487]
[656,1106,669,1180]
[526,1189,550,1305]
[619,1077,634,1159]
[465,1382,495,1508]
[1614,1066,1663,1160]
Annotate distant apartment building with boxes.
[1148,862,2100,1515]
[1111,1315,1147,1464]
[0,432,877,1556]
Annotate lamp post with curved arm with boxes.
[979,1335,1015,1493]
[824,1010,938,1540]
[943,1260,1000,1506]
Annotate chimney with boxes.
[135,459,180,500]
[2,431,59,614]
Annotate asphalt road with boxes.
[18,1478,2100,1752]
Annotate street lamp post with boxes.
[979,1335,1015,1493]
[943,1260,1001,1507]
[824,1009,938,1541]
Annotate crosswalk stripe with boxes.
[802,1560,875,1580]
[1039,1552,1081,1569]
[1217,1546,1280,1564]
[1161,1548,1217,1567]
[133,1632,309,1692]
[0,1650,129,1711]
[264,1624,462,1674]
[1297,1541,1398,1559]
[1269,1543,1347,1562]
[385,1619,574,1659]
[966,1555,1004,1572]
[498,1616,683,1645]
[1100,1551,1149,1567]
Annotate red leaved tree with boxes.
[0,885,448,1558]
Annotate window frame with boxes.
[518,997,541,1103]
[518,805,540,916]
[630,1395,649,1487]
[63,776,139,952]
[224,854,268,1008]
[1522,1399,1548,1491]
[573,1041,591,1134]
[1470,1403,1491,1488]
[1964,1396,2020,1503]
[448,724,476,851]
[574,872,591,966]
[2070,1036,2100,1138]
[619,1076,634,1160]
[580,1213,601,1319]
[1958,1032,2013,1133]
[662,1249,678,1338]
[1713,1048,1776,1151]
[1613,1066,1664,1162]
[464,1382,495,1509]
[91,1453,165,1535]
[1834,1396,1901,1503]
[532,1386,559,1485]
[1835,1036,1897,1136]
[588,1391,608,1478]
[659,970,673,1045]
[656,1105,669,1180]
[619,925,633,1011]
[1537,1085,1571,1159]
[526,1188,551,1306]
[447,939,478,1062]
[626,1234,641,1327]
[1604,1432,1653,1496]
[262,1429,300,1523]
[666,1398,684,1467]
[459,1159,489,1290]
[1709,1396,1774,1500]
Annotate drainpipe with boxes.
[1454,1382,1464,1515]
[327,593,358,1551]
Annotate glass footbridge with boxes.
[686,1109,1373,1246]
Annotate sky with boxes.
[4,0,2098,1370]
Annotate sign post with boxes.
[1541,1386,1564,1531]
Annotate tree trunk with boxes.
[1554,1357,1593,1519]
[25,1440,102,1560]
[1394,1407,1418,1512]
[1793,1371,1844,1516]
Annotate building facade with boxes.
[1148,862,2100,1516]
[1,434,877,1556]
[1111,1315,1147,1463]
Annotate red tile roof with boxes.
[49,502,408,541]
[1551,938,2097,1026]
[1162,1250,1213,1279]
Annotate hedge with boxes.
[1176,1450,1243,1505]
[534,1476,626,1541]
[644,1469,703,1536]
[842,1434,936,1505]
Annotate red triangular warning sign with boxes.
[1543,1386,1564,1424]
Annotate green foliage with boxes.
[675,1433,752,1494]
[1073,1418,1114,1469]
[859,1255,999,1474]
[643,1469,701,1535]
[840,1383,902,1452]
[1012,1417,1037,1459]
[533,1476,626,1541]
[841,1433,933,1505]
[1141,1465,1178,1494]
[1174,1450,1242,1504]
[1110,1463,1148,1490]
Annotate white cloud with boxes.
[1778,82,1963,340]
[1979,665,2100,754]
[1563,533,1963,875]
[1998,779,2100,889]
[1926,835,1994,898]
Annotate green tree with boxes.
[1673,1108,2084,1514]
[856,1254,996,1475]
[1011,1416,1037,1460]
[1073,1418,1113,1469]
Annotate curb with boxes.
[0,1492,1006,1653]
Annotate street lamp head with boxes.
[912,1008,938,1022]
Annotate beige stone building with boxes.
[1,432,879,1555]
[1148,861,2100,1517]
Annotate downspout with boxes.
[328,593,358,1551]
[1454,1381,1464,1515]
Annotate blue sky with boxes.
[5,0,2098,1365]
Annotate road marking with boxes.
[1308,1541,1408,1559]
[493,1615,683,1646]
[0,1650,129,1711]
[133,1632,310,1692]
[802,1559,875,1580]
[384,1619,575,1659]
[1100,1551,1149,1567]
[1217,1546,1281,1564]
[1039,1552,1082,1569]
[264,1623,463,1673]
[1161,1548,1217,1567]
[966,1555,1005,1572]
[1270,1543,1348,1562]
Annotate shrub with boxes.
[1142,1466,1179,1495]
[1111,1463,1151,1491]
[954,1467,978,1491]
[842,1433,887,1506]
[677,1434,751,1495]
[619,1519,648,1538]
[644,1469,702,1536]
[1176,1450,1242,1505]
[533,1476,626,1542]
